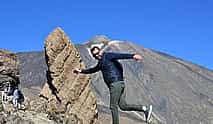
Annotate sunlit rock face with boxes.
[40,28,98,124]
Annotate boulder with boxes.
[0,49,20,90]
[40,28,98,124]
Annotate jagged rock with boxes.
[0,112,7,124]
[0,49,20,89]
[39,28,98,124]
[0,110,55,124]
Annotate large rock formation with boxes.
[39,28,98,124]
[0,49,20,90]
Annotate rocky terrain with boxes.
[1,27,213,124]
[0,49,20,90]
[0,28,98,124]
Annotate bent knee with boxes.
[119,103,128,111]
[110,104,118,110]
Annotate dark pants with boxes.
[109,81,145,124]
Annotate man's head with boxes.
[90,46,102,60]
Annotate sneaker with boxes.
[144,105,152,123]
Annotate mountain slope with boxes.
[17,37,213,124]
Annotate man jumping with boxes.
[74,46,152,124]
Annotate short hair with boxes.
[90,46,101,54]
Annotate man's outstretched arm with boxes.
[74,64,100,74]
[108,53,143,61]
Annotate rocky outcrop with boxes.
[0,49,20,90]
[39,28,98,124]
[0,110,55,124]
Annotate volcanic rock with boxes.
[39,28,98,124]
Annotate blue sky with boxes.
[0,0,212,70]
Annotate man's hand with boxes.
[133,54,143,61]
[73,68,82,74]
